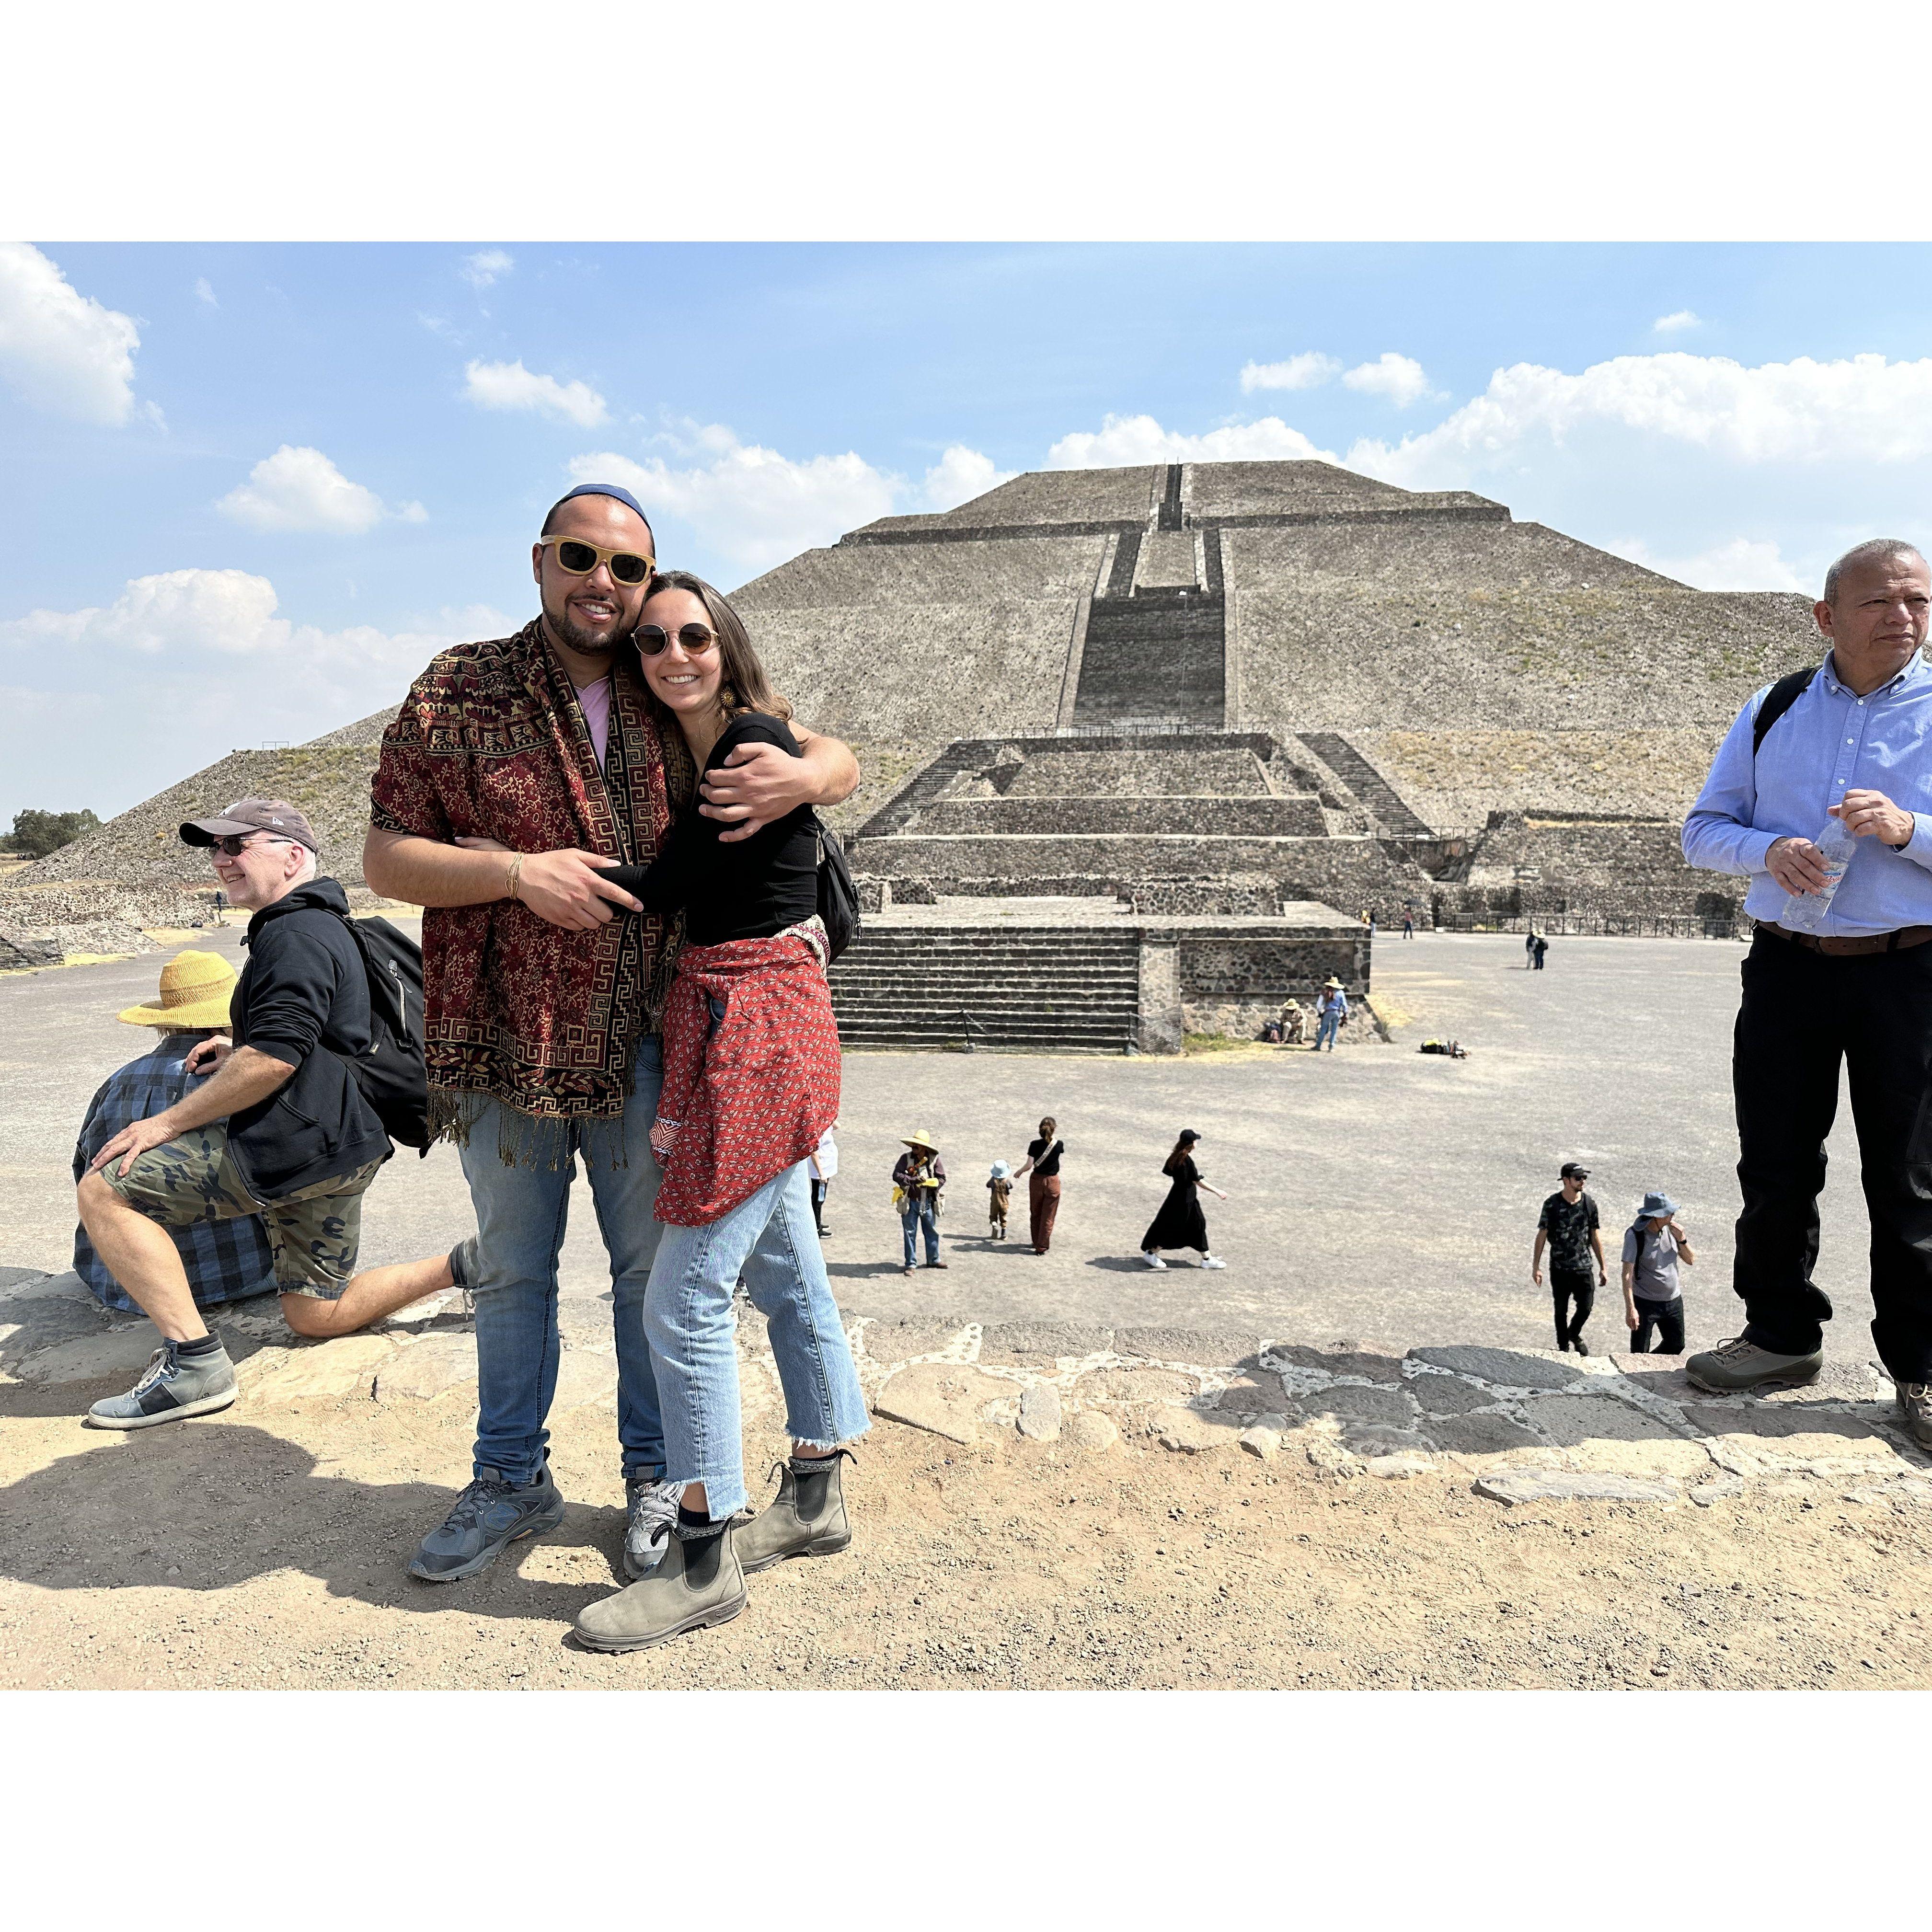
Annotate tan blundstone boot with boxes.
[737,1452,854,1575]
[574,1520,747,1653]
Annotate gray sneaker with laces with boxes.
[86,1339,237,1429]
[1896,1382,1932,1449]
[1685,1336,1824,1393]
[407,1460,564,1582]
[623,1477,681,1579]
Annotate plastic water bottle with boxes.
[1779,814,1858,932]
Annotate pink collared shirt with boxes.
[575,675,612,769]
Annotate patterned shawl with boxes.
[651,927,842,1227]
[369,619,695,1134]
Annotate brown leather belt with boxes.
[1758,921,1932,956]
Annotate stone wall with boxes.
[908,794,1327,838]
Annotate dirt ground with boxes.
[5,1388,1931,1690]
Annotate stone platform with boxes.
[6,1267,1922,1511]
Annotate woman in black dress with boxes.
[1140,1129,1229,1270]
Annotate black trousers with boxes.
[809,1179,829,1232]
[1733,931,1932,1380]
[1551,1268,1594,1348]
[1629,1296,1685,1355]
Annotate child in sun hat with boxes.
[987,1160,1012,1240]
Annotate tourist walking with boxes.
[1531,1161,1606,1354]
[987,1160,1012,1240]
[75,802,461,1429]
[893,1129,946,1273]
[1313,977,1348,1050]
[1622,1191,1695,1354]
[808,1122,837,1237]
[1525,930,1537,968]
[72,949,276,1315]
[365,484,858,1586]
[546,568,869,1652]
[1401,909,1415,939]
[1532,933,1549,970]
[1013,1115,1065,1253]
[1140,1129,1228,1269]
[1681,538,1932,1438]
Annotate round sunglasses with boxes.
[636,622,718,657]
[537,535,656,586]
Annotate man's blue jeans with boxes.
[1315,1011,1341,1051]
[645,1157,870,1518]
[901,1200,939,1267]
[457,1038,666,1486]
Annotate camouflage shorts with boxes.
[101,1124,381,1300]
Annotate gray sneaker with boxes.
[575,1519,747,1653]
[407,1461,564,1582]
[85,1339,236,1430]
[1897,1383,1932,1449]
[1685,1336,1824,1393]
[623,1477,681,1580]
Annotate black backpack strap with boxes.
[1752,667,1817,757]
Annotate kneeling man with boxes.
[76,800,462,1428]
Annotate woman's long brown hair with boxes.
[640,569,793,725]
[1164,1130,1197,1174]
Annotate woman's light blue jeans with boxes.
[1315,1010,1342,1051]
[644,1156,870,1519]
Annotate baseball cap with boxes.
[1560,1162,1590,1180]
[179,797,321,854]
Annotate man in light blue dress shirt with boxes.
[1680,539,1932,1439]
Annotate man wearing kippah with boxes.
[365,483,860,1587]
[72,948,278,1314]
[75,798,465,1428]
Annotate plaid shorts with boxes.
[101,1124,381,1301]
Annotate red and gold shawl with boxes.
[651,928,841,1227]
[369,619,695,1132]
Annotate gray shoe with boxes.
[447,1236,480,1289]
[623,1477,681,1580]
[407,1460,564,1582]
[1897,1383,1932,1449]
[85,1339,236,1430]
[737,1452,853,1576]
[575,1519,747,1653]
[1685,1336,1824,1393]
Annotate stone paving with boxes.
[9,1263,1927,1515]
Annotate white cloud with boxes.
[464,357,608,428]
[920,444,1017,510]
[1341,352,1437,408]
[1045,413,1336,469]
[461,249,514,290]
[1240,352,1341,393]
[194,277,218,308]
[0,241,143,426]
[0,576,515,818]
[215,445,400,534]
[1347,352,1932,488]
[1653,310,1702,334]
[1616,535,1808,593]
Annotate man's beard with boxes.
[548,601,621,656]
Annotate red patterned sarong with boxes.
[652,928,841,1227]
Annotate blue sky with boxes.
[7,240,1932,822]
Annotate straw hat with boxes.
[116,949,238,1029]
[901,1129,939,1151]
[1322,976,1345,990]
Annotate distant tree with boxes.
[4,808,102,859]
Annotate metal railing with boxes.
[950,1011,991,1052]
[1433,911,1745,941]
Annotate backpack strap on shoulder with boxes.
[1752,666,1818,757]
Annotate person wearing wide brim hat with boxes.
[892,1130,947,1274]
[1313,976,1350,1052]
[73,950,276,1317]
[115,949,239,1031]
[1622,1190,1696,1358]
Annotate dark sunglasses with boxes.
[636,622,719,657]
[209,833,294,858]
[537,535,655,586]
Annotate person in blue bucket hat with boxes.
[1621,1191,1696,1355]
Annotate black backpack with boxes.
[333,912,432,1153]
[816,818,862,963]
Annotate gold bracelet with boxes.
[506,853,524,903]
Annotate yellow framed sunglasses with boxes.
[537,535,656,586]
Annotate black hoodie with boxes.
[228,877,392,1200]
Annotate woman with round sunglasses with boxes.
[570,570,868,1653]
